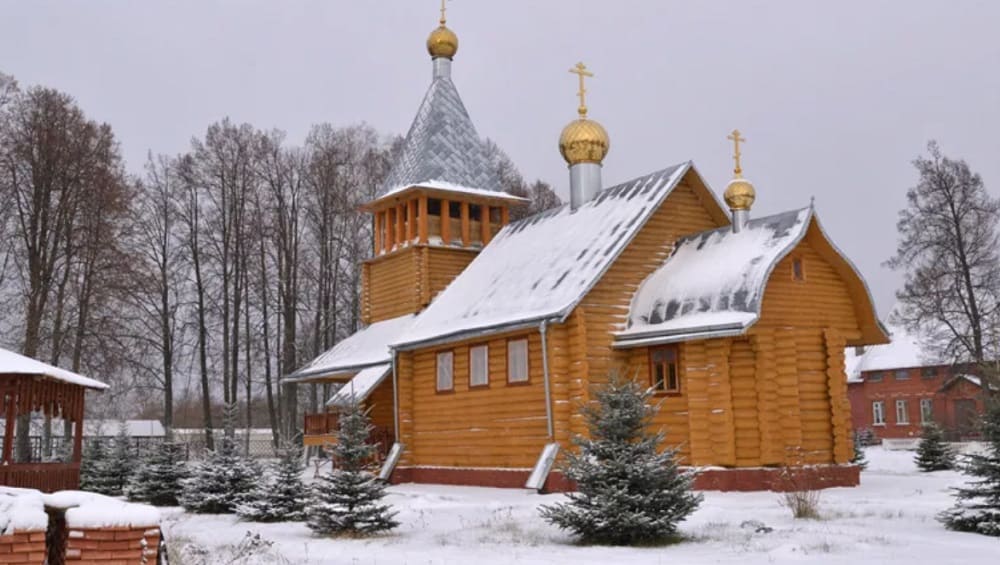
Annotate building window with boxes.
[868,371,884,382]
[436,351,453,392]
[427,198,442,216]
[470,345,489,388]
[649,346,680,394]
[792,258,805,281]
[469,204,482,221]
[507,339,529,384]
[896,399,909,425]
[448,201,461,217]
[894,369,910,381]
[921,366,936,379]
[873,401,885,426]
[920,398,934,424]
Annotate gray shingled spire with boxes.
[378,73,503,197]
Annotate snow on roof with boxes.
[0,347,108,390]
[325,363,391,408]
[286,315,415,382]
[616,208,811,345]
[394,163,691,349]
[942,374,998,392]
[379,180,529,203]
[378,75,503,197]
[855,326,934,373]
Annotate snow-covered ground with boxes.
[162,447,997,564]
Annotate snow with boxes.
[395,163,692,349]
[325,363,391,407]
[853,325,934,373]
[0,487,159,533]
[619,208,811,344]
[286,315,415,382]
[161,446,997,564]
[379,180,529,203]
[0,346,108,390]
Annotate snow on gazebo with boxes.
[0,347,107,492]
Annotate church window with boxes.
[895,399,909,424]
[872,401,885,425]
[470,345,489,388]
[428,198,442,216]
[469,204,482,221]
[792,257,805,281]
[649,346,680,394]
[507,339,529,384]
[436,351,454,392]
[449,201,461,217]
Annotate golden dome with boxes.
[427,24,458,59]
[559,118,610,165]
[724,177,756,211]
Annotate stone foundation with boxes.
[391,464,860,493]
[0,529,46,565]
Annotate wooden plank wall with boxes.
[423,247,479,307]
[366,378,396,434]
[729,338,760,466]
[363,247,422,324]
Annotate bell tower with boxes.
[360,5,526,325]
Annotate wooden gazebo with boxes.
[0,347,107,492]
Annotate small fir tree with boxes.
[79,438,109,493]
[237,443,309,522]
[179,404,260,513]
[915,422,955,472]
[852,433,869,471]
[539,373,702,545]
[100,421,138,495]
[940,399,1000,536]
[306,403,398,536]
[126,440,189,506]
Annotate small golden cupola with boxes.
[427,0,459,60]
[724,129,756,232]
[560,62,610,210]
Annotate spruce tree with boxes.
[852,433,869,471]
[179,404,260,514]
[126,440,189,506]
[940,399,1000,536]
[306,403,398,536]
[100,421,138,495]
[539,373,702,545]
[237,443,309,522]
[79,438,109,493]
[915,422,955,472]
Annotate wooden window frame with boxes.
[506,338,530,385]
[872,400,885,426]
[791,256,805,282]
[435,350,454,394]
[648,345,681,396]
[895,399,909,425]
[469,344,490,389]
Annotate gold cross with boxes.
[727,129,746,176]
[569,62,594,118]
[440,0,448,25]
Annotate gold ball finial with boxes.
[724,129,756,210]
[559,62,610,165]
[427,0,458,60]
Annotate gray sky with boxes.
[2,0,998,318]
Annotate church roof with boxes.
[378,76,503,198]
[393,163,693,350]
[284,315,415,383]
[616,208,811,346]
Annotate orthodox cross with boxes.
[569,62,593,117]
[727,129,746,176]
[440,0,448,25]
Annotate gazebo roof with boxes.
[0,347,107,390]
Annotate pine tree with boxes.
[126,440,189,506]
[306,403,398,536]
[852,433,869,471]
[539,373,702,545]
[915,422,955,472]
[940,399,1000,536]
[236,443,309,522]
[179,404,260,514]
[79,438,109,493]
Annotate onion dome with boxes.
[427,3,458,60]
[559,62,610,166]
[724,129,756,210]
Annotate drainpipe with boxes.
[540,320,554,439]
[391,349,400,440]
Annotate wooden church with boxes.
[285,8,889,491]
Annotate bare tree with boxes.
[887,141,1000,385]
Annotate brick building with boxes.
[846,327,992,441]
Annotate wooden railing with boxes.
[0,462,80,493]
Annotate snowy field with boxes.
[162,447,997,564]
